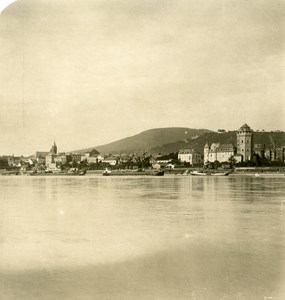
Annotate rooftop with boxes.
[239,123,253,132]
[178,149,197,154]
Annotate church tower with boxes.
[236,124,253,161]
[204,142,209,164]
[50,141,57,155]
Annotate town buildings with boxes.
[204,143,235,164]
[276,147,285,162]
[203,123,285,164]
[178,149,202,165]
[102,156,118,166]
[45,141,59,171]
[253,144,265,158]
[1,123,285,172]
[203,124,253,164]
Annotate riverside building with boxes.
[178,149,202,165]
[236,123,253,161]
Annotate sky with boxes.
[0,0,284,155]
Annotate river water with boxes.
[0,175,284,299]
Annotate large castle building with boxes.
[204,123,255,164]
[203,142,235,164]
[236,123,253,161]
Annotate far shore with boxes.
[1,166,285,176]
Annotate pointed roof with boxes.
[204,141,209,148]
[239,123,252,132]
[210,143,220,151]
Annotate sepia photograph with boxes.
[0,0,284,299]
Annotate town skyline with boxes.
[1,123,285,174]
[1,0,284,156]
[1,123,284,157]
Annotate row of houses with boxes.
[1,155,35,169]
[37,142,172,170]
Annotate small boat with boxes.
[255,173,260,178]
[102,168,112,176]
[210,171,230,176]
[190,170,207,176]
[153,170,164,176]
[79,170,87,176]
[190,170,230,176]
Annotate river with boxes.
[0,175,284,299]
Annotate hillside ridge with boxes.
[71,128,285,155]
[71,127,212,154]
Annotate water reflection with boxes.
[0,175,284,299]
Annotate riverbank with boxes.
[234,167,285,174]
[1,167,284,177]
[0,170,86,176]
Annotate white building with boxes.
[103,156,117,165]
[178,149,202,165]
[86,156,98,164]
[46,163,60,172]
[156,159,172,164]
[204,142,235,164]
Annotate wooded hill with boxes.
[150,131,285,155]
[73,128,211,154]
[73,128,285,155]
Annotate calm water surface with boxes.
[0,175,285,299]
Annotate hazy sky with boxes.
[0,0,284,155]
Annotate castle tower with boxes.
[236,124,253,161]
[204,142,209,164]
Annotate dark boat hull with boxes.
[153,170,164,176]
[210,172,230,176]
[101,170,165,176]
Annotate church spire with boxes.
[50,140,57,155]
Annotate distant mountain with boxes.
[72,127,212,154]
[150,131,285,154]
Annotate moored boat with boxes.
[190,170,208,176]
[210,171,230,176]
[153,170,164,176]
[190,170,230,176]
[102,168,112,176]
[102,169,165,176]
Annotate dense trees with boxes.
[0,158,8,169]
